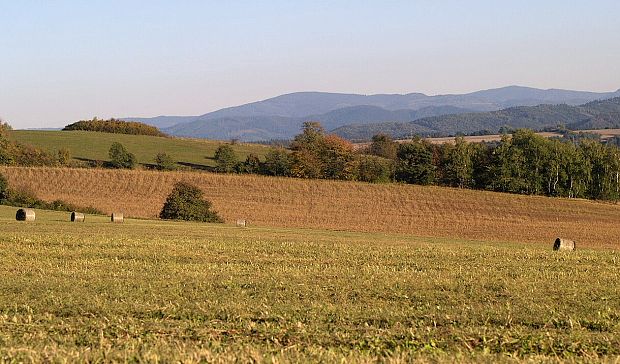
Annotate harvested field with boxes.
[0,206,619,361]
[2,167,619,249]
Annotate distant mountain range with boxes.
[125,86,620,141]
[333,97,620,140]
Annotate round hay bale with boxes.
[236,219,247,227]
[71,212,85,222]
[553,238,576,251]
[16,208,35,222]
[111,212,124,223]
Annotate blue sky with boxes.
[1,0,619,128]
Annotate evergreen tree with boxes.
[214,144,237,173]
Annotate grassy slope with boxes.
[2,166,620,249]
[0,205,618,361]
[10,130,270,168]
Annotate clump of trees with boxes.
[206,122,620,202]
[374,129,620,201]
[159,181,223,222]
[63,117,167,137]
[208,122,392,183]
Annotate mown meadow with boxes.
[0,206,618,362]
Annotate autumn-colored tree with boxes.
[289,122,355,179]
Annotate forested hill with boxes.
[332,97,620,141]
[125,86,620,141]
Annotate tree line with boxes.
[214,122,620,201]
[3,117,620,201]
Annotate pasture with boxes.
[0,206,618,362]
[3,166,620,249]
[9,130,270,169]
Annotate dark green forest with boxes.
[333,97,620,140]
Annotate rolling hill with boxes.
[334,97,620,140]
[9,130,270,170]
[125,86,620,141]
[162,105,473,141]
[2,166,620,249]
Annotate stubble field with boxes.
[2,166,620,249]
[0,206,618,362]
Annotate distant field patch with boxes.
[353,129,620,148]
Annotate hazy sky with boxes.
[1,0,620,129]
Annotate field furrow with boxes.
[2,166,620,249]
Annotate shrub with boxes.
[2,185,103,214]
[236,153,261,174]
[159,181,223,223]
[7,187,46,208]
[57,148,71,166]
[0,119,12,139]
[0,173,8,201]
[155,152,176,171]
[0,141,14,165]
[12,144,57,166]
[109,142,137,169]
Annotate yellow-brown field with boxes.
[2,166,619,249]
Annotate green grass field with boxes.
[10,130,270,169]
[1,205,618,362]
